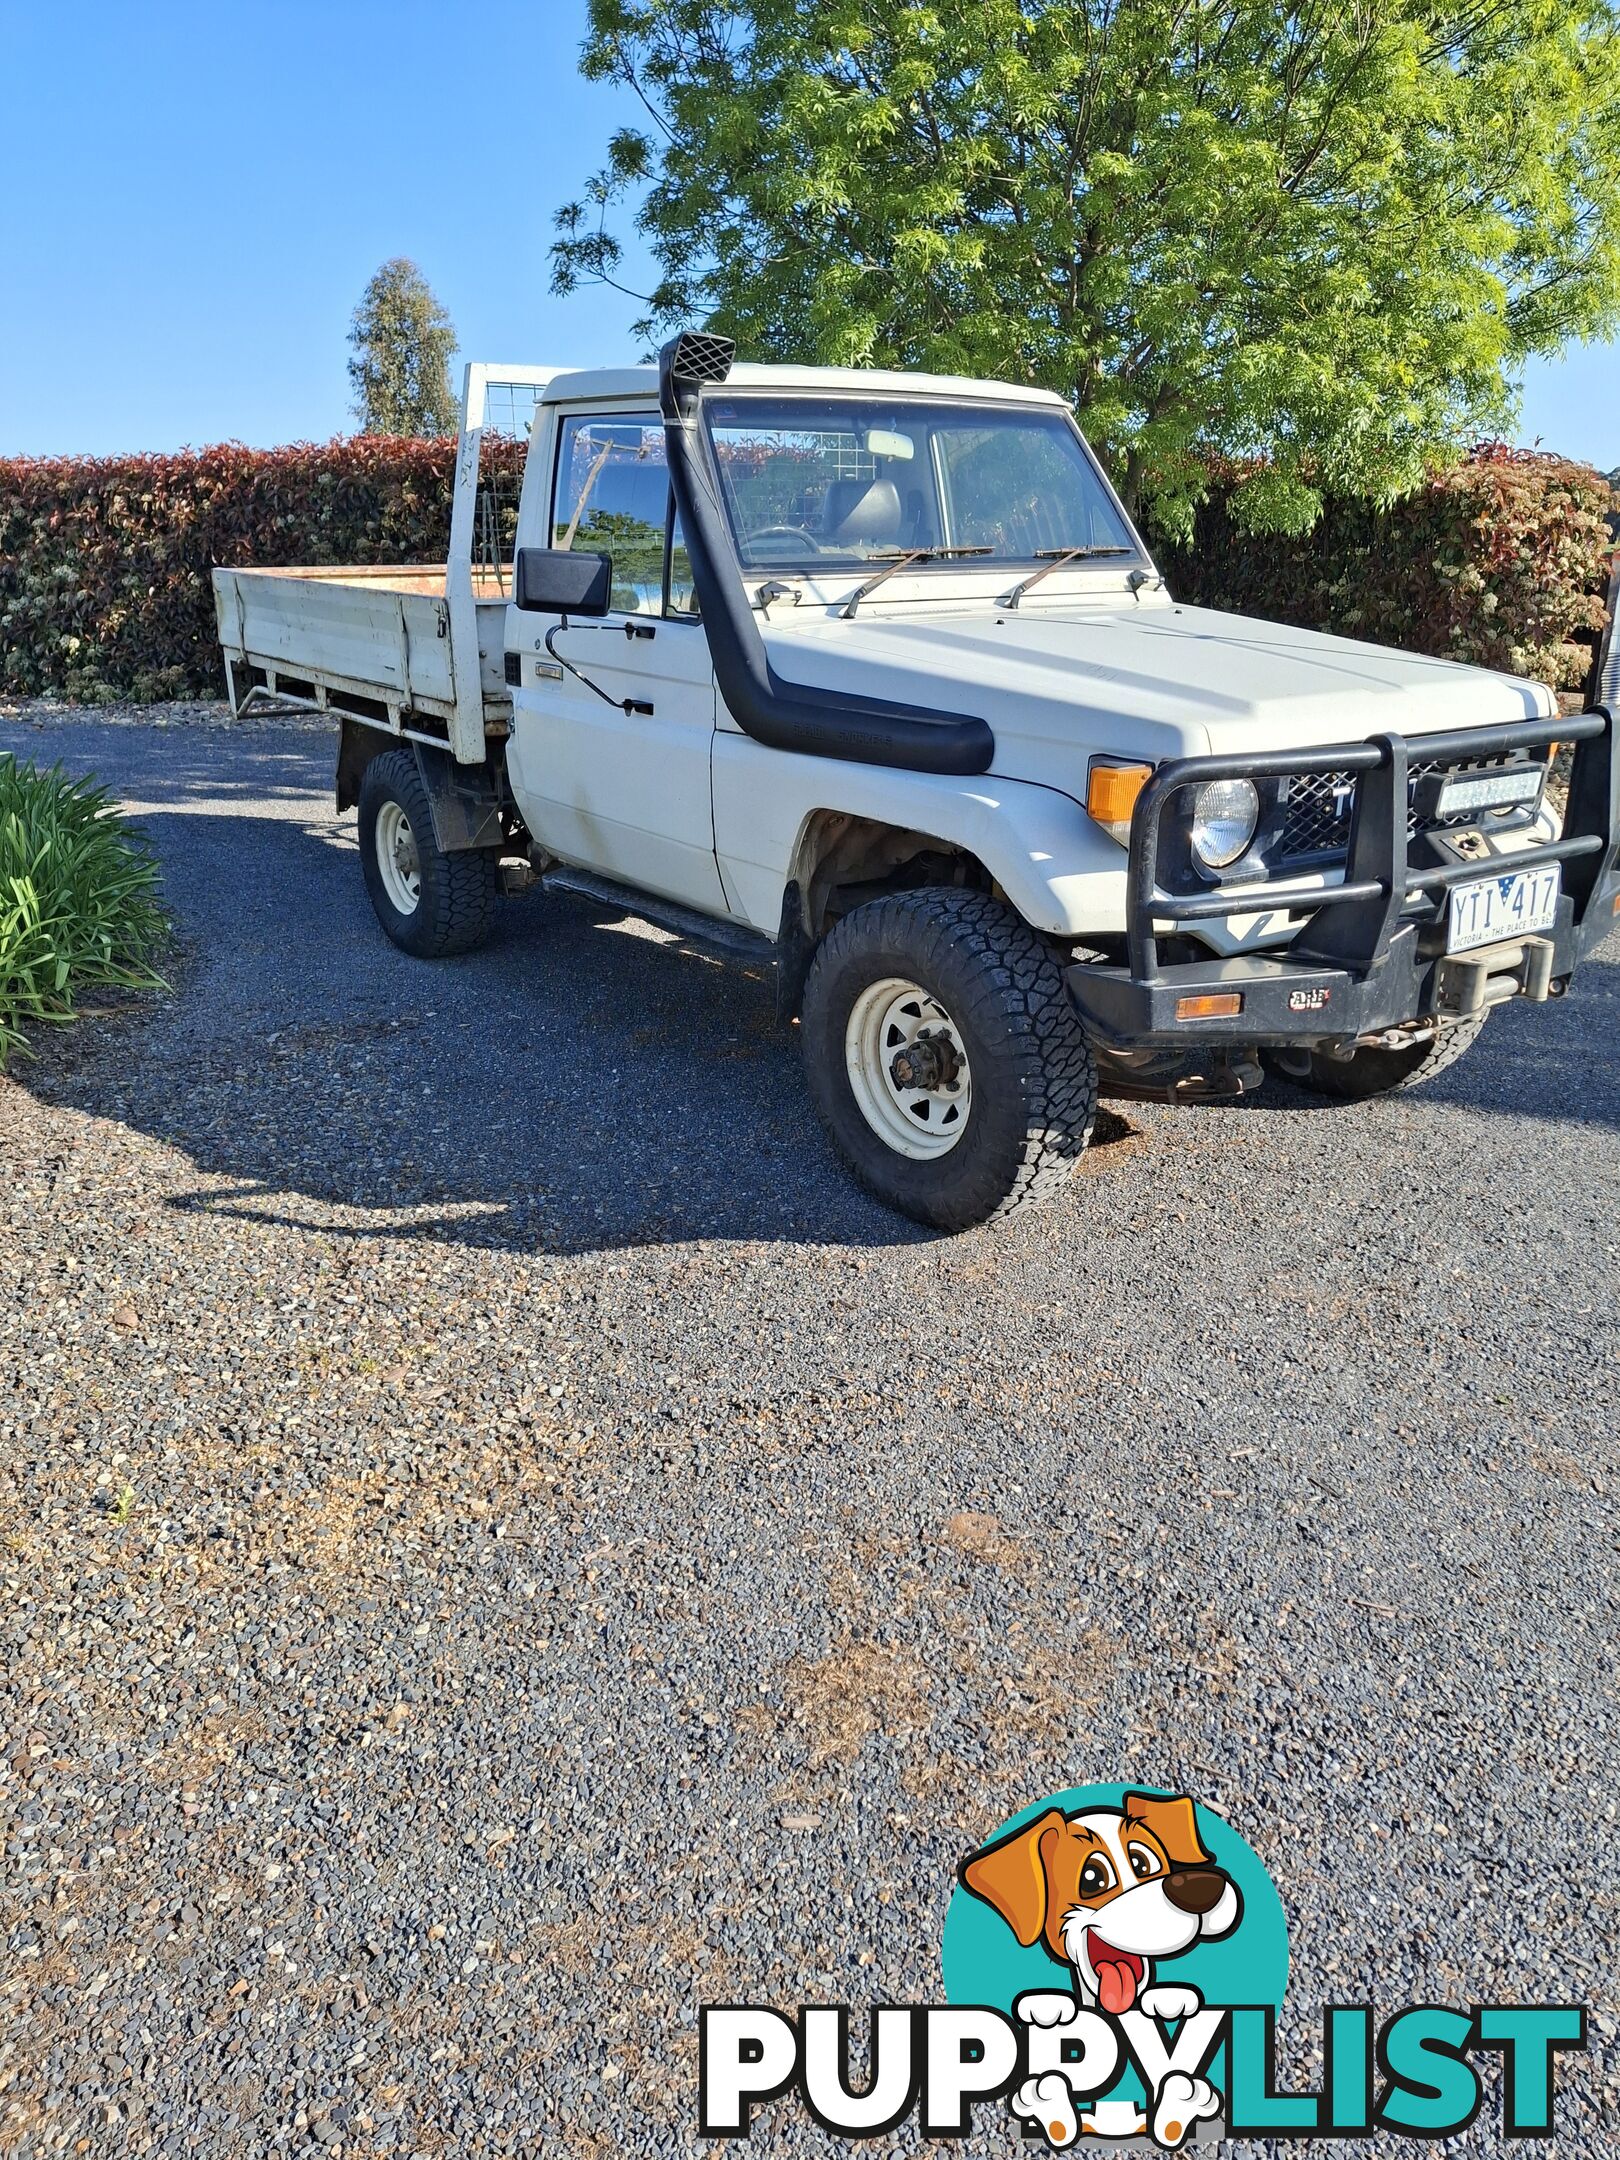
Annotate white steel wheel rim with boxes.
[376,800,422,914]
[844,977,973,1159]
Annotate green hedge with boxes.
[1149,445,1616,693]
[0,436,1613,703]
[0,437,523,705]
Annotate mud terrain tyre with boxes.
[358,750,498,959]
[801,889,1098,1230]
[1265,1012,1487,1101]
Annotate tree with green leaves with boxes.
[553,1,1620,534]
[347,258,459,438]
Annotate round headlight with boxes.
[1190,778,1259,869]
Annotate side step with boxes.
[536,863,777,966]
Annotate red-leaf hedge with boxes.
[0,435,1613,703]
[0,436,523,705]
[1151,445,1617,694]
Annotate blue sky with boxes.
[1,0,1615,467]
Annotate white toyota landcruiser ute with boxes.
[214,334,1619,1229]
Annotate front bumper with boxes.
[1066,711,1619,1050]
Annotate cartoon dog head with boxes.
[960,1792,1240,2014]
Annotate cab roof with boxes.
[538,362,1070,410]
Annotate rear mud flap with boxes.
[411,742,505,853]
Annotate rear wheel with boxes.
[1264,1012,1487,1100]
[358,750,498,958]
[800,889,1098,1230]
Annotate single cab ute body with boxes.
[213,338,1619,1228]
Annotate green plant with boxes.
[108,1481,136,1526]
[348,258,459,437]
[0,757,167,1064]
[556,0,1620,537]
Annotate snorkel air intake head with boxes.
[659,331,736,422]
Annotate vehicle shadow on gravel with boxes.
[28,721,1609,1256]
[1,728,1145,1254]
[29,797,1615,1259]
[19,811,942,1252]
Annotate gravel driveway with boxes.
[3,707,1617,2157]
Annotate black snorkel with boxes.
[657,331,995,777]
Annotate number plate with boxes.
[1446,865,1561,955]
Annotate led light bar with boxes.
[1436,766,1544,819]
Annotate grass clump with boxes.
[0,754,166,1064]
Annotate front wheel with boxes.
[1264,1012,1487,1101]
[358,750,498,959]
[800,890,1098,1230]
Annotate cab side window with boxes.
[551,414,695,619]
[666,509,698,616]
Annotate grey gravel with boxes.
[2,706,1617,2157]
[0,693,330,736]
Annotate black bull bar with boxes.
[1065,709,1619,1048]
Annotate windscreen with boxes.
[701,396,1138,572]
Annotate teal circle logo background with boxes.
[941,1785,1289,2014]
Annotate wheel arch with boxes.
[769,776,1125,944]
[788,810,994,937]
[714,736,1122,943]
[339,722,509,854]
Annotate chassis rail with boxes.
[1068,709,1619,1049]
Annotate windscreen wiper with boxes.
[1001,544,1133,610]
[841,546,993,619]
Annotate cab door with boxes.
[507,408,727,916]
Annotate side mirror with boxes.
[514,546,614,615]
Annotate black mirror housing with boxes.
[514,547,614,615]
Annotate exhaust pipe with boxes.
[658,332,994,777]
